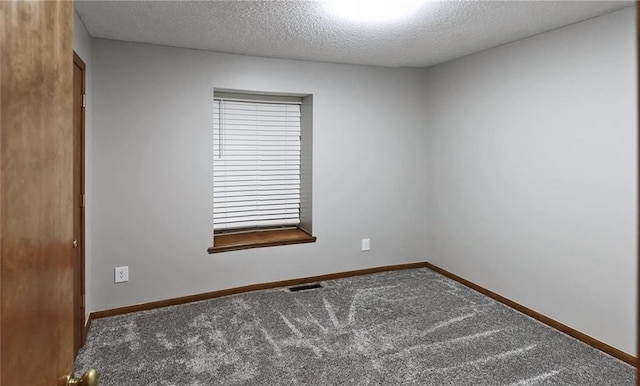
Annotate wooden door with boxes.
[1,1,76,385]
[73,52,87,356]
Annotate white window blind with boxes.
[213,98,301,232]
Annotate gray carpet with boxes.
[75,268,635,385]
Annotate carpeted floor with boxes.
[75,268,635,385]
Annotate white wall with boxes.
[73,10,93,322]
[425,7,637,355]
[90,39,429,311]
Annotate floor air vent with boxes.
[288,283,324,292]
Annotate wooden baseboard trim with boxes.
[90,262,429,320]
[423,261,637,367]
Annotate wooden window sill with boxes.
[208,228,316,254]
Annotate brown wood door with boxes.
[73,52,87,356]
[1,1,76,385]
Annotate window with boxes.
[209,91,315,253]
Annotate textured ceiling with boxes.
[75,0,634,68]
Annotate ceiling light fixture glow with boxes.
[325,0,429,23]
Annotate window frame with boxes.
[209,90,315,253]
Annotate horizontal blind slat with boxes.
[214,203,300,212]
[216,200,300,207]
[214,208,300,217]
[214,195,300,203]
[215,218,300,231]
[214,213,300,224]
[214,169,300,176]
[214,187,300,194]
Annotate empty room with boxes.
[1,0,637,385]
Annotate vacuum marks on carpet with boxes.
[75,269,635,385]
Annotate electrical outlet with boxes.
[115,266,129,283]
[361,238,370,251]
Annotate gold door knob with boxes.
[73,239,78,248]
[63,369,98,386]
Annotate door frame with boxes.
[636,2,639,384]
[73,51,87,355]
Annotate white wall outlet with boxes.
[115,266,129,283]
[361,238,370,251]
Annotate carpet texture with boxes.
[75,268,635,385]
